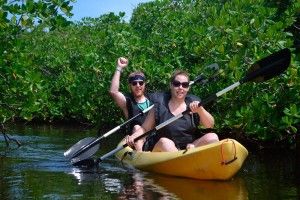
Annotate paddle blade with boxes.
[70,143,100,165]
[241,48,291,83]
[64,137,96,160]
[71,158,97,168]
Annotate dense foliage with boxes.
[1,0,300,145]
[0,0,74,122]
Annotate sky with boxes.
[70,0,154,22]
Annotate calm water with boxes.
[1,125,299,200]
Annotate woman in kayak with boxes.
[126,70,219,152]
[110,57,153,151]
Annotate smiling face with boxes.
[130,80,146,98]
[170,73,190,100]
[128,72,146,99]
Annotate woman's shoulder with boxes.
[147,91,170,103]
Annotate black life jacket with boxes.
[125,93,153,132]
[148,92,201,150]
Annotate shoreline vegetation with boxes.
[1,0,300,150]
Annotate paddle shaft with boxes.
[94,72,226,162]
[131,48,291,146]
[70,105,154,159]
[189,63,221,86]
[74,79,233,161]
[95,80,242,163]
[96,111,187,162]
[93,48,291,164]
[70,68,222,163]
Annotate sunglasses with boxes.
[131,81,144,86]
[172,80,189,88]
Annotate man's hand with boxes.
[117,57,128,69]
[125,134,135,148]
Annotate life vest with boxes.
[125,93,152,132]
[144,92,201,150]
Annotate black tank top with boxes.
[151,92,201,149]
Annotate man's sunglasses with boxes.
[172,80,189,88]
[131,81,144,86]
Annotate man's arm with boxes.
[126,109,156,148]
[109,57,129,118]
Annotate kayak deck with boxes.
[115,138,248,180]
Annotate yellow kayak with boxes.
[115,138,248,180]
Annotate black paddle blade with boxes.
[70,143,100,165]
[241,48,291,83]
[64,137,96,160]
[72,158,98,168]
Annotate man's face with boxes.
[130,80,145,98]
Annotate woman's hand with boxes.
[190,101,215,128]
[189,101,201,113]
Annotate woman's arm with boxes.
[189,101,214,128]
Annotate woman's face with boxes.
[170,74,189,100]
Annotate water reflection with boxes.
[117,172,174,200]
[143,174,248,200]
[70,166,123,193]
[69,161,127,193]
[70,166,176,199]
[71,164,248,200]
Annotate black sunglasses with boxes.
[131,81,144,86]
[172,80,189,88]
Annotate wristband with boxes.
[116,66,123,72]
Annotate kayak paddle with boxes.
[65,62,220,161]
[70,66,222,166]
[71,48,291,167]
[64,104,154,160]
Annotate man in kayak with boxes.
[110,57,152,151]
[126,70,219,152]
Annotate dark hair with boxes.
[170,70,189,83]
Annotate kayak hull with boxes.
[115,138,248,180]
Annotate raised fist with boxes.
[117,57,128,69]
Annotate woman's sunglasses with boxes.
[172,80,189,88]
[131,81,144,86]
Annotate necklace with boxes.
[137,99,150,111]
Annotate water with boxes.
[1,125,299,200]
